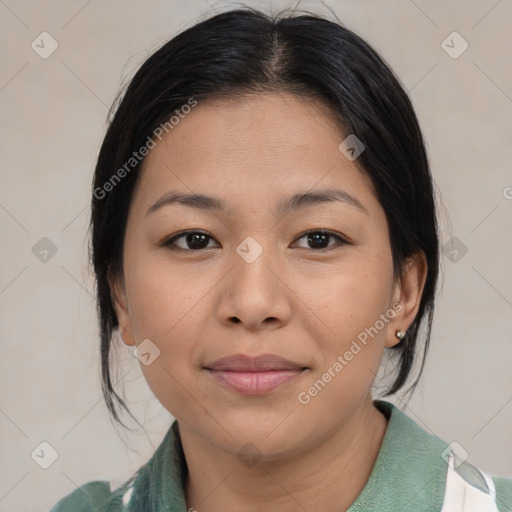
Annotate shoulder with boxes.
[368,401,512,512]
[49,421,186,511]
[48,461,146,511]
[491,475,512,512]
[48,479,125,511]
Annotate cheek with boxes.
[124,244,202,338]
[303,258,393,340]
[122,243,224,391]
[295,270,391,412]
[297,253,395,397]
[124,262,207,417]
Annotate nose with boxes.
[215,239,292,331]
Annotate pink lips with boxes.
[205,354,307,395]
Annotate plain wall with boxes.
[1,0,511,510]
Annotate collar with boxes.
[123,400,449,511]
[347,399,448,511]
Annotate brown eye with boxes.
[163,231,218,251]
[162,229,350,252]
[293,230,349,251]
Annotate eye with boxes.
[293,230,350,251]
[162,230,218,251]
[161,229,350,252]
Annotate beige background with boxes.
[1,0,511,510]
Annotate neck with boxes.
[179,396,389,512]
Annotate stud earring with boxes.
[395,330,406,339]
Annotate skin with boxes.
[111,92,427,511]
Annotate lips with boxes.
[205,353,306,372]
[204,354,308,395]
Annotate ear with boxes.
[386,251,428,348]
[108,268,135,346]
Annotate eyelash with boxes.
[161,229,351,252]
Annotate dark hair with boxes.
[90,6,440,427]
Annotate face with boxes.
[111,92,426,459]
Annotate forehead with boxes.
[134,92,379,219]
[154,92,344,163]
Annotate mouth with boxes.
[204,354,308,395]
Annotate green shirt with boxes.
[49,400,512,511]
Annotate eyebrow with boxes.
[145,187,368,217]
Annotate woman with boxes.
[50,6,512,511]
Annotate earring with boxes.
[395,330,406,339]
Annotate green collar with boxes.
[122,399,449,511]
[348,399,448,511]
